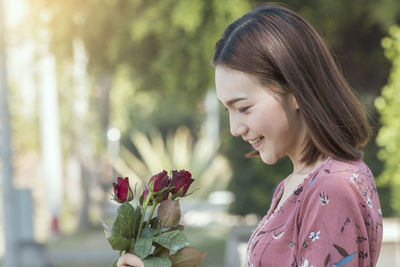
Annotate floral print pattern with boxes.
[246,158,383,267]
[309,231,320,242]
[300,259,313,267]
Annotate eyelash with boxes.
[225,106,251,112]
[239,106,250,112]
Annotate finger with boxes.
[117,253,144,267]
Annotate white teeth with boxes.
[249,137,263,144]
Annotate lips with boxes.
[248,136,264,145]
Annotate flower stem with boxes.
[145,202,158,228]
[136,192,152,240]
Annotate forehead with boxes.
[215,66,260,102]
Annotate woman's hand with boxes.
[117,253,144,267]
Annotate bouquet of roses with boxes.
[101,170,206,267]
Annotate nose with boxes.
[229,114,247,137]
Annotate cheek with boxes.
[251,105,288,134]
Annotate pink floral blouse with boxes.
[246,158,383,267]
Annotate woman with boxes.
[118,3,383,267]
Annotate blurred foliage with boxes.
[109,64,204,138]
[8,82,41,154]
[21,0,400,218]
[28,0,250,103]
[375,25,400,216]
[249,0,400,93]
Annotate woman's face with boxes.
[215,66,306,165]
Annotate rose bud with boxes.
[148,170,170,193]
[170,170,194,198]
[112,177,133,203]
[145,170,170,203]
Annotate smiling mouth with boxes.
[248,136,264,145]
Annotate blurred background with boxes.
[1,0,400,266]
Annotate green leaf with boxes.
[153,245,170,258]
[153,230,190,254]
[134,237,154,259]
[112,202,135,238]
[150,217,161,229]
[107,234,131,251]
[107,202,135,251]
[142,256,172,267]
[141,227,163,238]
[127,238,137,254]
[112,259,118,267]
[132,206,142,238]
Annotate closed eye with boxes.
[239,106,250,113]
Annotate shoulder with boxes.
[295,160,383,267]
[274,179,285,196]
[305,158,374,195]
[297,158,379,215]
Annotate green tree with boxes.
[29,0,250,102]
[26,0,252,227]
[375,25,400,216]
[26,0,400,218]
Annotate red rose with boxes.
[171,170,194,198]
[112,177,133,203]
[143,170,171,204]
[148,170,170,193]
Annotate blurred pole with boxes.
[38,52,63,235]
[72,39,91,229]
[0,0,19,266]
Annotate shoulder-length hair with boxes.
[212,3,371,165]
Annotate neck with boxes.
[291,156,327,177]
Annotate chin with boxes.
[260,152,279,165]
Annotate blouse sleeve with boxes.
[295,171,382,267]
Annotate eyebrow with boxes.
[220,97,247,107]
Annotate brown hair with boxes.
[212,3,371,165]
